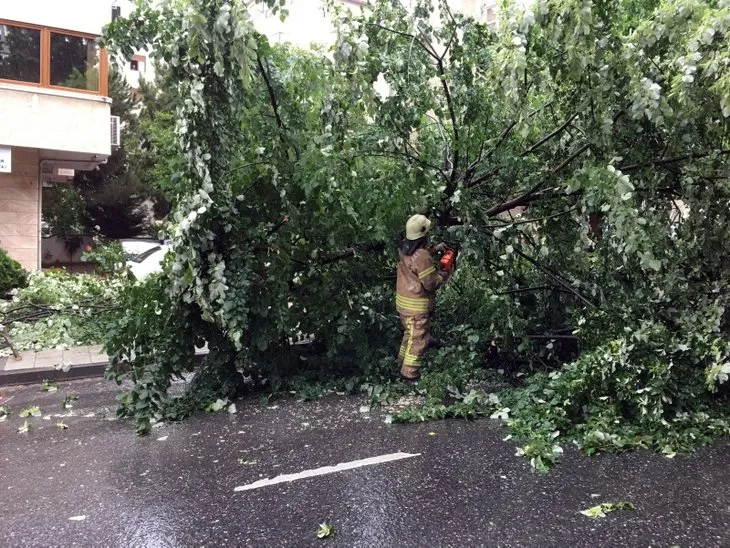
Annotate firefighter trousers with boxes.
[398,313,431,378]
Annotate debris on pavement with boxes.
[317,522,335,539]
[19,405,41,418]
[580,502,636,519]
[62,395,79,410]
[40,380,58,392]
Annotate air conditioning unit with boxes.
[110,115,121,148]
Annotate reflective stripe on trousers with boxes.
[397,313,430,368]
[395,293,431,314]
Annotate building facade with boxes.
[0,1,112,270]
[248,0,501,48]
[112,0,156,96]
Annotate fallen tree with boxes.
[102,0,730,470]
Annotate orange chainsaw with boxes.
[438,247,458,273]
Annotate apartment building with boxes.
[249,0,502,48]
[112,0,156,96]
[0,1,113,270]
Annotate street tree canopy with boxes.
[102,0,730,470]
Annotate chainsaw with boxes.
[437,245,459,273]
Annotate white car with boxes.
[122,240,170,280]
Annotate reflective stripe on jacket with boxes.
[395,248,444,316]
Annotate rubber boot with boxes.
[400,364,421,382]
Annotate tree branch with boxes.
[361,151,448,181]
[487,206,578,227]
[439,0,458,61]
[319,242,386,266]
[551,142,591,173]
[256,54,300,162]
[437,57,460,191]
[484,143,591,217]
[497,285,574,296]
[365,23,439,60]
[267,215,289,236]
[257,55,284,131]
[521,112,579,156]
[485,228,600,309]
[619,149,730,173]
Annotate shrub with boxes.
[0,249,28,295]
[81,240,128,276]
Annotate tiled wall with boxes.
[0,148,40,271]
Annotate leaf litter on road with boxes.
[205,398,229,412]
[19,405,41,418]
[41,380,58,392]
[317,522,335,539]
[580,501,635,518]
[62,395,79,410]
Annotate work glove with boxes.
[432,242,449,253]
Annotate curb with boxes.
[0,352,209,387]
[0,361,109,387]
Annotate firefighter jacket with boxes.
[396,248,445,316]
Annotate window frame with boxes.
[0,18,108,96]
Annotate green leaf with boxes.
[19,406,41,418]
[62,396,79,410]
[579,502,635,519]
[17,421,31,434]
[56,422,69,429]
[205,398,229,412]
[317,522,335,539]
[41,380,58,392]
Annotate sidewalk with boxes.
[0,344,208,386]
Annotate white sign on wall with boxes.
[0,147,11,173]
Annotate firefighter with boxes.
[396,214,450,381]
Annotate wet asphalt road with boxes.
[1,379,729,548]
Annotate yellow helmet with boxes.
[405,214,432,240]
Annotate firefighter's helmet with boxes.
[405,214,432,240]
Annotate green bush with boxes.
[81,240,128,276]
[0,249,28,295]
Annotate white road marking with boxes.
[233,451,421,492]
[68,515,87,521]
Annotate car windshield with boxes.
[128,246,162,263]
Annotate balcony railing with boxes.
[0,19,108,96]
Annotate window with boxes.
[0,23,41,84]
[0,19,107,95]
[50,32,100,91]
[482,3,498,29]
[130,55,146,73]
